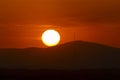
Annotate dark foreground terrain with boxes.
[0,69,120,80]
[0,41,120,79]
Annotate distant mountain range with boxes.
[0,41,120,69]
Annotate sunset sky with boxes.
[0,0,120,48]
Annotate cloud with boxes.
[0,0,120,26]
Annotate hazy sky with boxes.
[0,0,120,48]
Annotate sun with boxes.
[41,30,60,47]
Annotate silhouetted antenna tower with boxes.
[74,31,76,41]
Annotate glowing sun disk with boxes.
[42,30,60,47]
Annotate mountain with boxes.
[0,41,120,69]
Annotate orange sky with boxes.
[0,0,120,48]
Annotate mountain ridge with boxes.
[0,41,120,69]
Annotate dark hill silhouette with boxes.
[0,41,120,69]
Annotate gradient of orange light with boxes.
[0,25,120,48]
